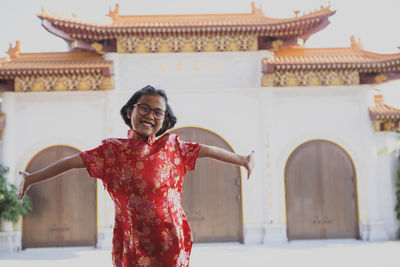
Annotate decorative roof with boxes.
[37,2,335,53]
[263,36,400,84]
[0,42,113,78]
[0,103,6,140]
[369,95,400,120]
[106,3,330,28]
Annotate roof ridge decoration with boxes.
[7,41,21,60]
[251,2,264,17]
[37,3,335,54]
[350,35,363,51]
[0,51,114,92]
[107,3,120,23]
[262,36,400,87]
[369,95,400,132]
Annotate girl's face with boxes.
[129,94,167,140]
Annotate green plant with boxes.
[0,165,32,224]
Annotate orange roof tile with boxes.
[369,95,400,120]
[106,4,332,27]
[37,3,335,52]
[266,37,400,71]
[0,50,113,77]
[39,3,333,28]
[263,37,400,84]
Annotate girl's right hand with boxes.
[18,171,31,200]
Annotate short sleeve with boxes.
[79,139,117,182]
[174,135,201,173]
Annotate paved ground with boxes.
[0,240,399,267]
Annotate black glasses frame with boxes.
[133,104,166,120]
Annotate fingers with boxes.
[247,165,253,179]
[18,183,24,200]
[18,187,24,200]
[19,171,28,177]
[18,185,28,200]
[18,171,28,200]
[246,150,255,180]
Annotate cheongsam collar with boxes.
[127,129,156,146]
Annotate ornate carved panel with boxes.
[235,35,256,51]
[263,71,360,87]
[40,76,58,91]
[63,75,83,91]
[14,75,112,92]
[119,37,141,53]
[212,36,231,52]
[373,119,400,132]
[117,35,257,53]
[167,36,186,52]
[85,75,103,90]
[144,37,162,53]
[16,76,36,92]
[190,36,209,52]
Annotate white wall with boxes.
[374,132,400,239]
[265,85,396,241]
[1,49,398,244]
[1,91,115,230]
[107,51,266,91]
[107,50,272,243]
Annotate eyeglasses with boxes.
[133,104,166,120]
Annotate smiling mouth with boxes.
[140,120,154,127]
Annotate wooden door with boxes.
[22,146,97,248]
[171,127,243,243]
[285,140,359,240]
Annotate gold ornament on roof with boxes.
[350,35,363,50]
[40,7,47,16]
[107,3,120,23]
[251,2,264,16]
[272,39,283,50]
[91,42,105,54]
[375,74,387,84]
[7,41,21,59]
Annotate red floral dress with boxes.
[80,129,201,267]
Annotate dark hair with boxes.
[120,85,177,137]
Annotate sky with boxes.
[1,0,400,102]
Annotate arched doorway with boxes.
[22,146,97,249]
[171,127,243,243]
[284,140,359,240]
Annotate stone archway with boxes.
[284,140,360,240]
[22,146,97,249]
[171,127,243,243]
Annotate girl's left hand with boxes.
[244,150,255,179]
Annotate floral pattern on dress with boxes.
[80,129,200,267]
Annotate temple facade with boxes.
[1,3,399,251]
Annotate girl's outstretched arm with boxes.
[18,154,85,200]
[197,144,254,179]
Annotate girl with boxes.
[18,85,254,267]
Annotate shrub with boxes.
[0,165,32,224]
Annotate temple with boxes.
[37,3,335,53]
[0,2,399,252]
[264,36,400,86]
[0,49,113,92]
